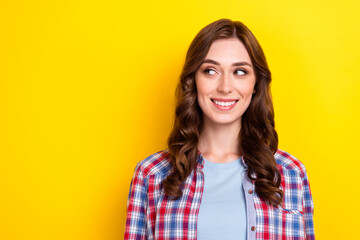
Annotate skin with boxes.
[195,37,256,163]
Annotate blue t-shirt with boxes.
[197,156,247,240]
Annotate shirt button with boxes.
[248,189,253,194]
[251,226,256,231]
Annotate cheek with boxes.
[244,82,256,107]
[240,79,256,97]
[195,81,211,113]
[196,87,207,109]
[195,79,211,99]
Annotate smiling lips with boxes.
[211,98,239,111]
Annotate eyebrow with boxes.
[201,59,252,67]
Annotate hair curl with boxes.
[163,18,283,206]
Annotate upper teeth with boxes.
[213,100,237,106]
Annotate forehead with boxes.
[204,38,251,64]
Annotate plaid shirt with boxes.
[124,149,315,240]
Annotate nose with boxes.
[217,72,234,93]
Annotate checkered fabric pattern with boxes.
[124,149,315,240]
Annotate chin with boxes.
[208,116,242,125]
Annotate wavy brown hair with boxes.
[163,18,283,206]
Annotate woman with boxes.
[124,19,315,240]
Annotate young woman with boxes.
[124,18,315,240]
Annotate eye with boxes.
[234,69,247,76]
[203,68,217,75]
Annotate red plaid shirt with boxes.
[125,149,315,239]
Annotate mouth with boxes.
[210,98,239,110]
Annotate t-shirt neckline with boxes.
[202,156,245,170]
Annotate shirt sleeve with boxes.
[301,164,315,240]
[124,162,148,240]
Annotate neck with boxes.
[198,117,242,161]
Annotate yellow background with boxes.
[1,0,359,239]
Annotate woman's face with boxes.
[195,37,256,126]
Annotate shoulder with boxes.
[134,149,173,178]
[274,149,308,179]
